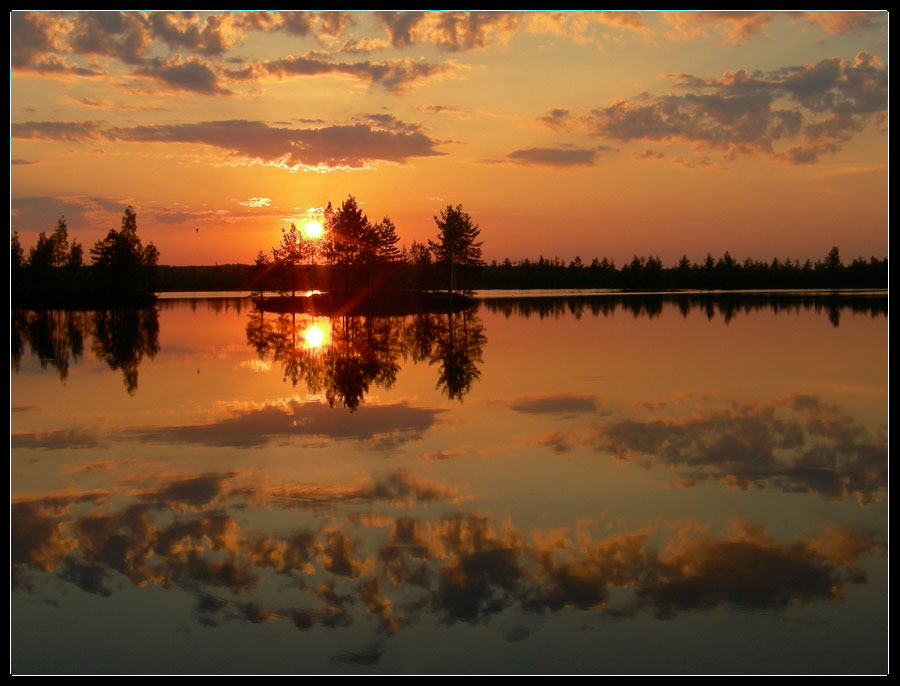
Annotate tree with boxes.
[271,223,312,297]
[429,204,483,294]
[90,206,158,293]
[373,217,401,263]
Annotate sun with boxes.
[303,220,323,239]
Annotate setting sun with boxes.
[303,221,323,239]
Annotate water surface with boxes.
[11,292,888,674]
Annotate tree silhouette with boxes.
[90,206,158,294]
[272,223,313,297]
[429,204,483,295]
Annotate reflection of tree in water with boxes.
[425,310,486,401]
[91,309,160,395]
[11,308,159,394]
[483,292,888,326]
[246,306,486,408]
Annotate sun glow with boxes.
[303,221,323,239]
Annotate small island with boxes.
[250,196,483,315]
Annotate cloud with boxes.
[13,118,446,171]
[632,148,666,161]
[801,11,881,35]
[419,103,467,117]
[339,37,388,54]
[131,56,233,95]
[10,12,101,76]
[585,53,888,164]
[105,119,445,170]
[377,11,522,52]
[506,146,606,168]
[120,399,444,448]
[11,158,39,166]
[11,120,103,141]
[67,11,153,64]
[663,11,777,44]
[238,54,456,93]
[537,107,572,131]
[10,195,124,233]
[235,197,272,208]
[147,11,239,56]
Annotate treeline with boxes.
[12,206,158,307]
[151,247,887,293]
[479,248,887,290]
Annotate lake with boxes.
[11,291,888,674]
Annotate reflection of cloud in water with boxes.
[11,473,882,635]
[508,393,602,417]
[12,400,444,452]
[535,394,886,504]
[124,399,444,448]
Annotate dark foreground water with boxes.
[11,291,888,674]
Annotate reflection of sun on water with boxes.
[303,323,326,348]
[303,221,323,239]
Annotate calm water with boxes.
[11,292,888,674]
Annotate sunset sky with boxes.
[10,10,889,266]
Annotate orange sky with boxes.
[10,11,889,266]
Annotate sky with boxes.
[10,10,890,267]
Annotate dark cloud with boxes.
[537,107,571,131]
[11,159,39,166]
[147,11,235,56]
[586,53,887,164]
[132,56,233,95]
[104,119,445,170]
[506,146,603,168]
[509,393,600,416]
[10,11,59,68]
[11,120,103,142]
[247,54,454,93]
[120,399,443,448]
[376,11,428,48]
[68,11,152,64]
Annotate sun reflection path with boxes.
[303,322,327,348]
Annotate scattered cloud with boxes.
[586,52,888,164]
